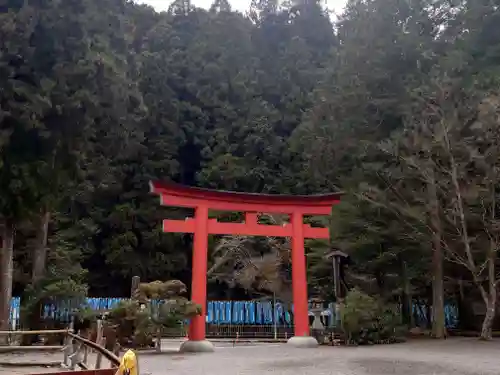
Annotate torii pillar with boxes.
[150,181,341,352]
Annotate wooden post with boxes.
[83,344,88,366]
[69,342,81,370]
[131,276,140,299]
[63,333,72,367]
[95,336,106,369]
[189,204,209,341]
[291,211,309,337]
[95,319,103,350]
[113,340,121,368]
[70,315,75,332]
[95,320,104,369]
[156,327,162,353]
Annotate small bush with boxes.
[340,288,407,345]
[105,280,201,348]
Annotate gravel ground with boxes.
[140,338,500,375]
[0,350,114,374]
[0,351,62,375]
[3,338,500,375]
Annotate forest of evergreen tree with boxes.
[1,0,500,339]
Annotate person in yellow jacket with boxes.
[115,349,138,375]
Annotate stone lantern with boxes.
[309,297,326,343]
[309,298,325,330]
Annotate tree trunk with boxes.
[479,177,498,341]
[428,172,445,338]
[457,278,465,330]
[24,211,51,345]
[0,221,15,344]
[425,296,432,329]
[131,276,140,299]
[480,249,497,341]
[480,301,495,340]
[32,211,50,284]
[431,240,445,338]
[400,259,413,327]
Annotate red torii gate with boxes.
[150,181,341,351]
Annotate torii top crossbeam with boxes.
[150,181,341,213]
[150,181,341,239]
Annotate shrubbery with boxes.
[340,288,407,345]
[87,280,202,348]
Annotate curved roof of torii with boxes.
[150,181,342,206]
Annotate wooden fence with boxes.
[0,324,121,374]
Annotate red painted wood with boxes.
[207,221,290,237]
[245,212,258,225]
[291,212,309,337]
[150,181,342,206]
[159,194,336,215]
[163,219,329,239]
[190,205,209,341]
[150,181,342,341]
[303,226,330,239]
[163,218,196,233]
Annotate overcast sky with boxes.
[136,0,347,15]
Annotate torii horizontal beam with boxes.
[163,218,329,238]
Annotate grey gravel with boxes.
[139,338,500,375]
[3,338,500,375]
